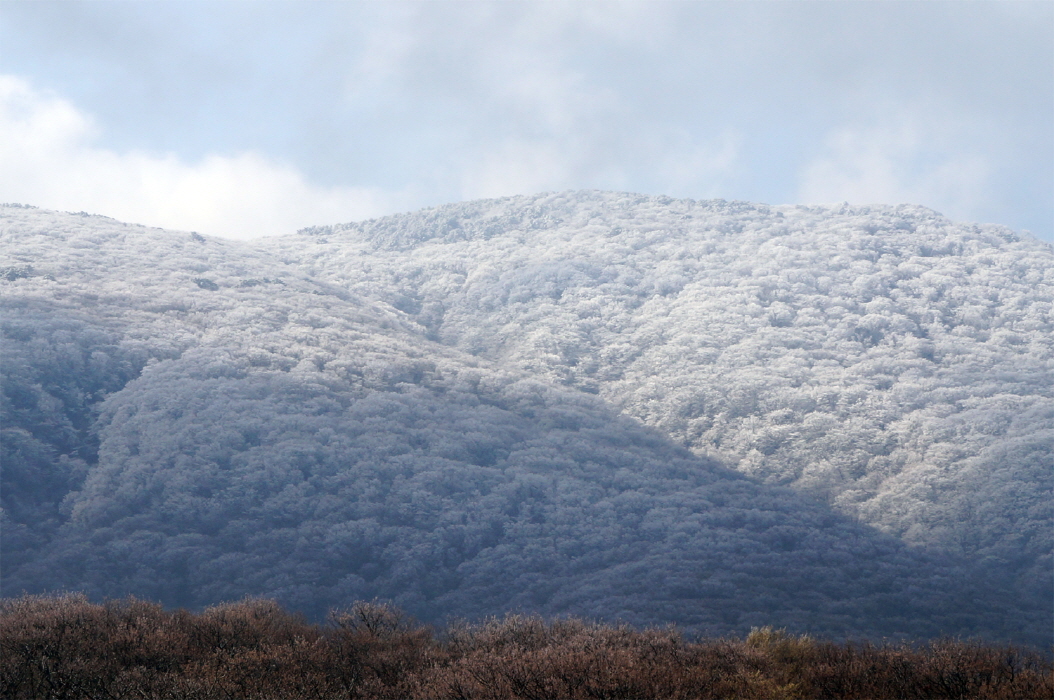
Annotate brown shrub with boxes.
[1,594,1050,699]
[327,600,440,698]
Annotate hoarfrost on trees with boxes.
[2,199,1050,646]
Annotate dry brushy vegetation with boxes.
[1,594,1050,699]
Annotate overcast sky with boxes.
[1,1,1051,242]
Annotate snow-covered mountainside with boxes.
[2,195,1051,645]
[273,192,1053,609]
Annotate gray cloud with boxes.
[1,1,1050,240]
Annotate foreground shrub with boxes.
[1,594,1050,699]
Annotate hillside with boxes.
[271,191,1054,615]
[1,196,1051,645]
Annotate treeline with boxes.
[2,595,1050,700]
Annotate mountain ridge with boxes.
[2,194,1050,645]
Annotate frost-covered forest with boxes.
[1,193,1051,646]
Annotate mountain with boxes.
[270,191,1054,615]
[1,194,1050,646]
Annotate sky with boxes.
[1,1,1051,242]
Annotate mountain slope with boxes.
[1,200,1050,645]
[270,191,1053,619]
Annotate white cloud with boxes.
[2,2,1048,240]
[0,75,404,239]
[456,129,742,204]
[797,117,990,219]
[459,139,576,200]
[341,3,741,203]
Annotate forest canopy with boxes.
[1,193,1051,646]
